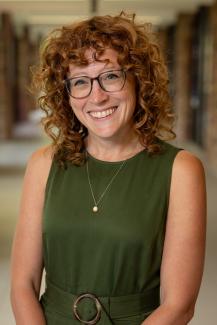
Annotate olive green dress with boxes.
[40,140,181,325]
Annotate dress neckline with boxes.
[86,147,147,166]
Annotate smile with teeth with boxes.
[89,107,117,119]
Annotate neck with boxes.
[85,131,145,162]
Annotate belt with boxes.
[40,279,160,324]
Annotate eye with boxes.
[71,77,89,88]
[104,71,121,81]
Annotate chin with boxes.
[89,128,119,140]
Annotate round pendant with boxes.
[93,206,98,212]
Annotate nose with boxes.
[89,79,109,104]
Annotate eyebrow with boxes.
[69,66,120,78]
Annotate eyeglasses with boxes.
[64,69,126,99]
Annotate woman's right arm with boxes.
[10,146,53,325]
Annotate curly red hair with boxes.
[32,12,175,166]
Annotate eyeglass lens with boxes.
[66,70,125,98]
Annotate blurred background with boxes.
[0,0,216,324]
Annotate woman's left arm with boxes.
[142,150,207,325]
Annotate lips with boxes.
[88,106,117,119]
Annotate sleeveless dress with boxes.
[40,140,181,325]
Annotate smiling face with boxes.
[68,48,137,143]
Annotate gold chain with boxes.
[86,153,126,213]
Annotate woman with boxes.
[10,12,206,325]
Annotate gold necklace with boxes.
[86,154,126,213]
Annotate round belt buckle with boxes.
[73,293,101,324]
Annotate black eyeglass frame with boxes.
[63,69,127,99]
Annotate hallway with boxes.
[0,1,217,324]
[0,140,216,324]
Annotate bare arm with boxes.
[142,150,206,325]
[10,146,53,325]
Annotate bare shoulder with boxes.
[172,149,205,182]
[25,144,55,188]
[169,149,206,215]
[28,144,54,165]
